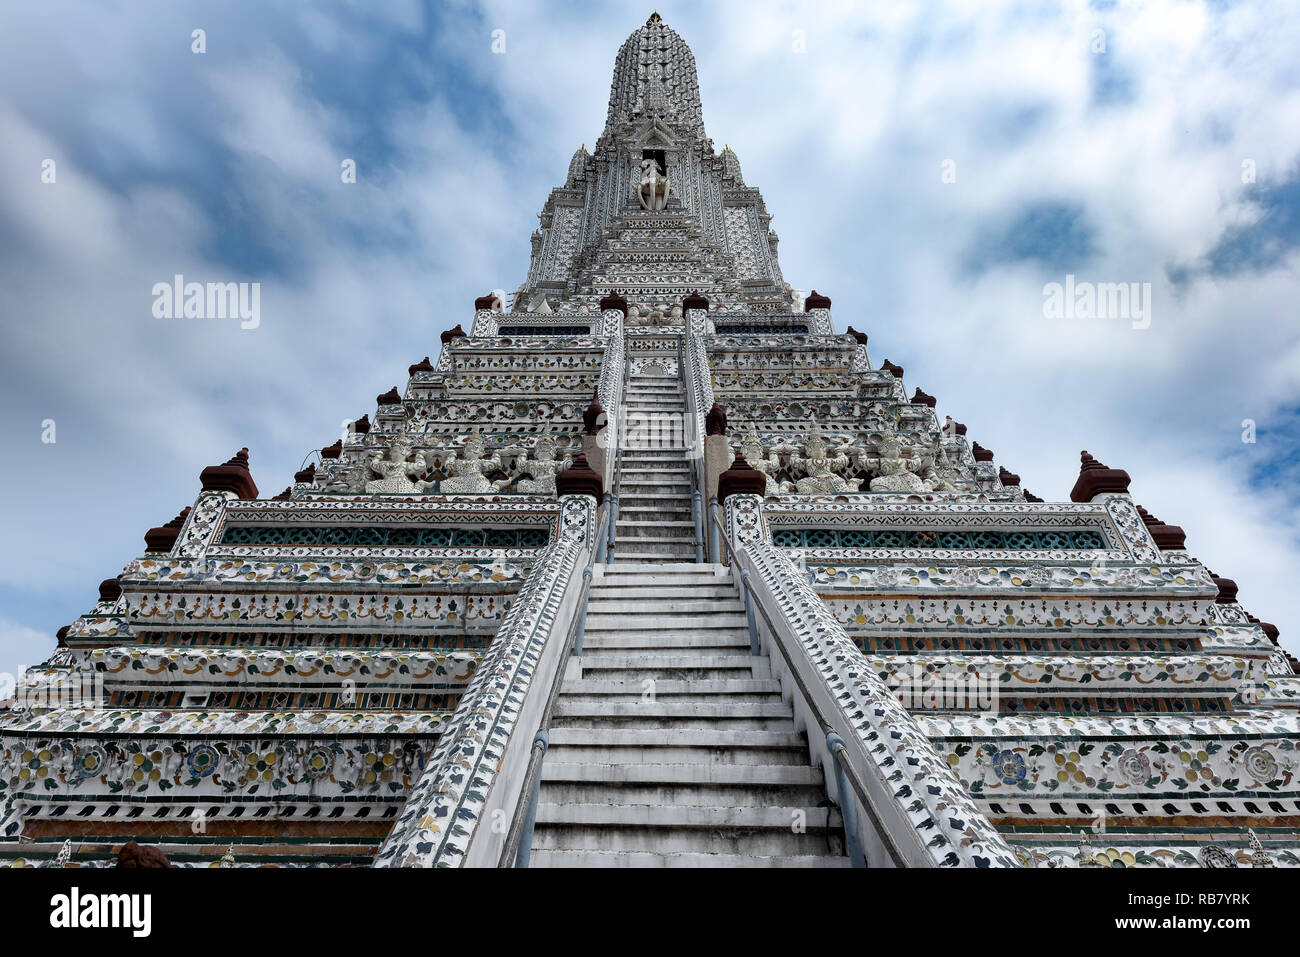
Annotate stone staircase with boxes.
[613,370,697,563]
[530,562,849,867]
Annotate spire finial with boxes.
[648,12,662,25]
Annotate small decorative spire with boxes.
[320,440,343,460]
[998,466,1021,487]
[804,290,831,311]
[718,452,766,503]
[845,326,868,346]
[144,507,191,552]
[556,453,604,503]
[879,359,904,379]
[971,442,994,463]
[377,387,402,406]
[599,293,629,316]
[582,394,607,435]
[705,403,727,436]
[98,578,122,602]
[408,356,434,376]
[441,323,467,344]
[1136,505,1186,550]
[200,448,259,499]
[1069,450,1131,502]
[911,387,936,408]
[683,291,709,312]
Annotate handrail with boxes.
[498,504,608,867]
[734,543,909,868]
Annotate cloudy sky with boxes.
[0,0,1296,679]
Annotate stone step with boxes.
[560,678,780,694]
[534,803,832,829]
[547,727,804,749]
[531,824,839,857]
[596,562,728,575]
[586,599,742,615]
[540,762,820,786]
[529,850,849,868]
[611,547,697,560]
[586,584,735,598]
[546,744,810,767]
[539,782,831,809]
[575,662,757,681]
[584,614,749,631]
[581,637,750,655]
[552,700,791,719]
[614,526,694,541]
[592,574,732,588]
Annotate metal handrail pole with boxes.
[572,566,594,656]
[708,497,720,563]
[513,731,549,868]
[738,569,760,656]
[826,732,867,868]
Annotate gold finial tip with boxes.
[648,12,662,25]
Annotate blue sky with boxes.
[0,0,1298,679]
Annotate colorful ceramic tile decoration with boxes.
[3,14,1297,869]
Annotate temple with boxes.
[3,13,1298,869]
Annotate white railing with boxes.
[373,496,596,868]
[722,493,1020,868]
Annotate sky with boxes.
[0,0,1297,680]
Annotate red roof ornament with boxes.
[440,324,467,345]
[271,487,292,500]
[598,294,629,316]
[845,326,869,346]
[971,442,994,463]
[718,452,766,503]
[1069,450,1131,502]
[998,466,1021,487]
[556,452,604,503]
[705,403,727,436]
[879,359,904,379]
[377,387,402,406]
[683,291,710,312]
[1210,574,1239,604]
[582,394,607,435]
[408,356,434,376]
[144,507,190,552]
[912,388,936,408]
[116,841,177,869]
[98,578,123,602]
[320,440,342,460]
[1136,505,1187,550]
[294,462,316,484]
[804,290,831,311]
[200,448,259,499]
[473,293,501,311]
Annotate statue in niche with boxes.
[637,157,671,211]
[440,435,503,494]
[365,436,433,494]
[512,436,571,497]
[856,436,928,493]
[789,420,861,493]
[738,424,789,496]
